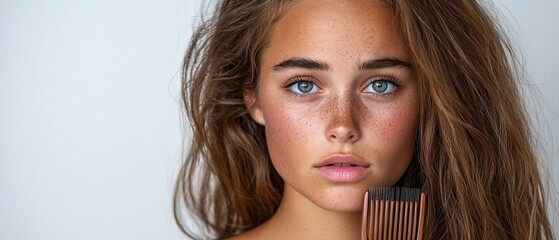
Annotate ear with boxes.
[243,89,266,126]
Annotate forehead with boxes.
[262,0,407,67]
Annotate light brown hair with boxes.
[174,0,554,239]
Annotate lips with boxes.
[327,163,357,167]
[315,154,369,183]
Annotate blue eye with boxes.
[364,80,397,94]
[288,81,319,94]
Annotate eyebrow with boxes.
[272,57,410,72]
[359,58,411,70]
[272,58,330,71]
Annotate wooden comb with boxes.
[361,187,426,240]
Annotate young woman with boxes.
[174,0,554,239]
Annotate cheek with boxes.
[376,105,417,146]
[362,100,419,182]
[261,103,318,173]
[363,89,419,148]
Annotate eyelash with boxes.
[282,76,315,87]
[282,76,319,96]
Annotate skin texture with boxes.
[242,0,419,238]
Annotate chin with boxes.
[314,187,366,213]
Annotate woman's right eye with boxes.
[287,80,320,94]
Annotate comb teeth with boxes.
[362,187,426,240]
[369,187,420,202]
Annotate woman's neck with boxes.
[238,185,363,240]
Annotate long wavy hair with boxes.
[174,0,554,239]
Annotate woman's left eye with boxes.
[364,80,398,94]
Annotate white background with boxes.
[0,0,557,239]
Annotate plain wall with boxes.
[0,0,557,239]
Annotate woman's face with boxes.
[246,0,419,212]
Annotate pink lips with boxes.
[315,154,369,183]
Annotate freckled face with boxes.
[246,0,419,212]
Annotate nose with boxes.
[326,94,361,143]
